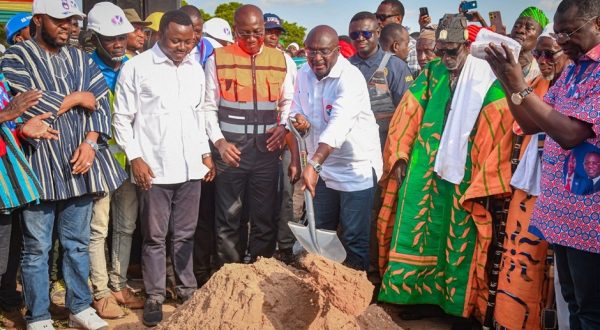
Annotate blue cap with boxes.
[264,13,286,32]
[6,12,32,45]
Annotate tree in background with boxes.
[214,1,242,28]
[182,1,305,47]
[181,0,213,21]
[281,21,305,48]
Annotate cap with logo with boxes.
[145,12,164,32]
[32,0,85,19]
[87,2,134,37]
[123,8,151,27]
[6,12,32,45]
[263,13,286,32]
[436,14,469,43]
[203,18,233,43]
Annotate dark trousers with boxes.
[313,176,375,271]
[277,149,295,250]
[214,146,280,266]
[0,214,11,286]
[138,180,202,303]
[0,212,22,309]
[554,244,600,330]
[193,180,216,284]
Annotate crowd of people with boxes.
[0,0,597,329]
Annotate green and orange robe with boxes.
[377,58,514,318]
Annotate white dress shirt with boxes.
[290,56,383,192]
[203,45,295,143]
[112,44,211,184]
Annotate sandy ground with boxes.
[2,182,456,330]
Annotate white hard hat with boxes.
[87,2,134,37]
[204,18,234,43]
[32,0,85,19]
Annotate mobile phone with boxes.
[459,1,478,13]
[489,11,506,35]
[419,7,429,17]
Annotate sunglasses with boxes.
[349,30,375,41]
[375,13,399,21]
[532,49,563,62]
[434,46,462,57]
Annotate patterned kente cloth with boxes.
[377,58,514,317]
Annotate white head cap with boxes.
[204,18,234,43]
[32,0,85,19]
[287,42,299,51]
[538,22,556,41]
[87,2,134,37]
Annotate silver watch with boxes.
[84,139,99,151]
[308,159,322,174]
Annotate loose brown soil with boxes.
[157,254,402,330]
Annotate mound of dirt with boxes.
[158,254,402,330]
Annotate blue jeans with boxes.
[554,244,600,330]
[312,176,375,270]
[21,195,93,322]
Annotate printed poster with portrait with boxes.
[563,142,600,196]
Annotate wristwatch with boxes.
[308,159,322,174]
[511,86,534,105]
[84,139,99,151]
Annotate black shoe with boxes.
[142,300,162,327]
[273,248,295,265]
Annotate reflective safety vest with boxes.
[214,44,287,152]
[107,91,127,169]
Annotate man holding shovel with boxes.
[291,25,382,271]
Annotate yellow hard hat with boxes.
[145,12,164,32]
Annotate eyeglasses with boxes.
[555,16,598,43]
[236,30,264,39]
[305,46,339,57]
[349,30,375,40]
[434,46,462,57]
[532,49,563,62]
[375,13,399,21]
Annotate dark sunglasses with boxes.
[434,46,462,57]
[375,13,399,21]
[532,49,563,62]
[349,30,375,40]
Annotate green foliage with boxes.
[199,8,212,22]
[214,2,243,28]
[281,20,305,48]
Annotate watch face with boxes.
[511,93,522,105]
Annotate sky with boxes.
[187,0,560,39]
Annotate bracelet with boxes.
[84,139,99,151]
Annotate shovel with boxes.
[287,117,347,263]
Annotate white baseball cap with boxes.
[203,18,234,43]
[32,0,85,19]
[87,2,134,37]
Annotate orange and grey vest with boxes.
[214,44,287,152]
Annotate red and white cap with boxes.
[33,0,85,19]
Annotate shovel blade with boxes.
[288,222,347,263]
